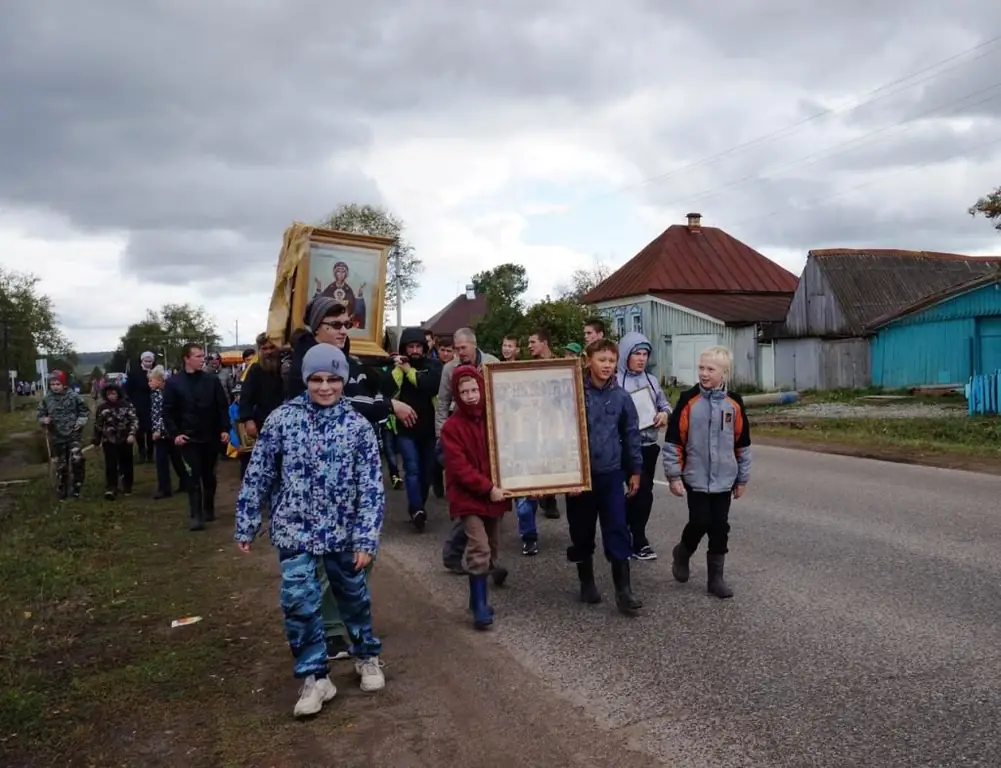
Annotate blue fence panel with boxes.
[967,370,1001,415]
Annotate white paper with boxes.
[630,387,657,430]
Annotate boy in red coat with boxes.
[440,365,510,630]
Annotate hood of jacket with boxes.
[101,382,127,402]
[450,364,485,419]
[398,326,428,358]
[616,331,654,390]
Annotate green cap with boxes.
[564,342,583,355]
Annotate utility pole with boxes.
[394,242,403,344]
[235,319,239,348]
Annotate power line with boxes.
[721,133,1001,235]
[651,81,1001,211]
[570,33,1001,207]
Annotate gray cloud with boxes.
[1,0,1000,292]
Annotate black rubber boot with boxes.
[611,560,642,615]
[671,543,692,583]
[576,559,602,604]
[706,554,734,599]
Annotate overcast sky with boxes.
[1,2,1000,352]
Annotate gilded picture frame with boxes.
[483,358,592,496]
[289,228,394,358]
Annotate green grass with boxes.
[756,416,1001,459]
[0,459,325,766]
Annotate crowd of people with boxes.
[35,298,753,720]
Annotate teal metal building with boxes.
[870,274,1001,388]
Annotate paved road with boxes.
[378,445,1001,767]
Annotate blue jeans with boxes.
[278,550,381,679]
[397,434,435,515]
[515,497,538,542]
[380,426,399,477]
[564,470,633,563]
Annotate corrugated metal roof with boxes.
[583,221,799,303]
[653,291,793,324]
[867,268,1001,329]
[421,293,488,336]
[812,249,1001,335]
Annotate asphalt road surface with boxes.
[378,445,1001,767]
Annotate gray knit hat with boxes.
[301,343,349,384]
[305,295,346,333]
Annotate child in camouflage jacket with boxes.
[92,382,139,499]
[36,370,90,499]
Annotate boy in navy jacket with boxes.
[567,339,643,615]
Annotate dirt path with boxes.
[0,460,655,768]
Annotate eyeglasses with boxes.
[307,376,343,386]
[319,321,351,331]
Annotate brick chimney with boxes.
[686,212,702,233]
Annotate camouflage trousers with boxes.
[278,550,381,680]
[52,439,85,493]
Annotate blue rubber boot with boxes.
[468,575,494,630]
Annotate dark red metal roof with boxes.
[652,291,794,324]
[421,293,488,336]
[583,223,799,303]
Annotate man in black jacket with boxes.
[163,343,231,531]
[237,333,283,479]
[286,296,417,430]
[388,327,442,531]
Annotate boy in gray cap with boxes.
[236,342,386,717]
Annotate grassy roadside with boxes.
[754,416,1001,470]
[0,457,336,766]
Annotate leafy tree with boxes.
[319,203,424,311]
[518,299,591,351]
[470,264,530,354]
[555,263,612,305]
[115,303,221,371]
[0,268,74,400]
[969,186,1001,232]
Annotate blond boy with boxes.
[662,346,751,599]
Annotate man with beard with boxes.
[124,350,156,462]
[237,333,284,479]
[388,327,442,531]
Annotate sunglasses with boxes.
[319,320,351,331]
[307,376,344,386]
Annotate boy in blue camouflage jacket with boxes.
[36,370,89,499]
[234,343,386,719]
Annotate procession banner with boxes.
[483,358,591,496]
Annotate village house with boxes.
[582,213,798,388]
[770,249,1001,390]
[420,283,487,338]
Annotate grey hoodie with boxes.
[615,331,672,446]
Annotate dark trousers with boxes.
[682,488,732,555]
[181,441,219,522]
[102,442,134,491]
[238,451,252,480]
[565,470,633,563]
[379,426,399,477]
[154,438,190,495]
[135,430,153,461]
[397,434,436,514]
[625,443,661,552]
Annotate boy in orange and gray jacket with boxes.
[662,346,751,600]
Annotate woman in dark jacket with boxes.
[124,350,156,462]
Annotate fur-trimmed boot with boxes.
[706,554,734,599]
[611,560,642,615]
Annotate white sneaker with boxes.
[293,674,337,717]
[355,657,385,692]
